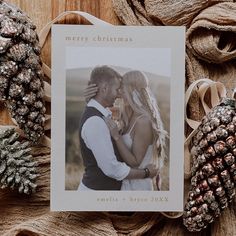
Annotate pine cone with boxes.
[183,98,236,232]
[0,1,46,143]
[0,127,38,194]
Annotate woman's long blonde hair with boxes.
[119,70,168,168]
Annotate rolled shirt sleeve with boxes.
[81,116,130,181]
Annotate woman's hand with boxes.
[103,117,120,141]
[84,83,98,102]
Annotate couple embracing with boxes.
[78,65,167,191]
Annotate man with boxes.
[78,65,157,190]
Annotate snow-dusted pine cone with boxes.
[183,98,236,232]
[0,0,45,143]
[0,127,38,194]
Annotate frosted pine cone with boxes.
[0,1,46,143]
[0,127,38,194]
[183,98,236,232]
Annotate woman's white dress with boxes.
[121,116,153,191]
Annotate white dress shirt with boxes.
[78,99,130,190]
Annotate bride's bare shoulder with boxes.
[134,115,153,141]
[136,115,152,128]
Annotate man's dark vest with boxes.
[79,106,123,190]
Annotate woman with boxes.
[85,70,168,190]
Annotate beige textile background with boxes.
[0,0,236,235]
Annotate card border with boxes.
[51,25,185,211]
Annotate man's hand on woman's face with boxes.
[84,83,98,102]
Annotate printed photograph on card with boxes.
[51,25,185,211]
